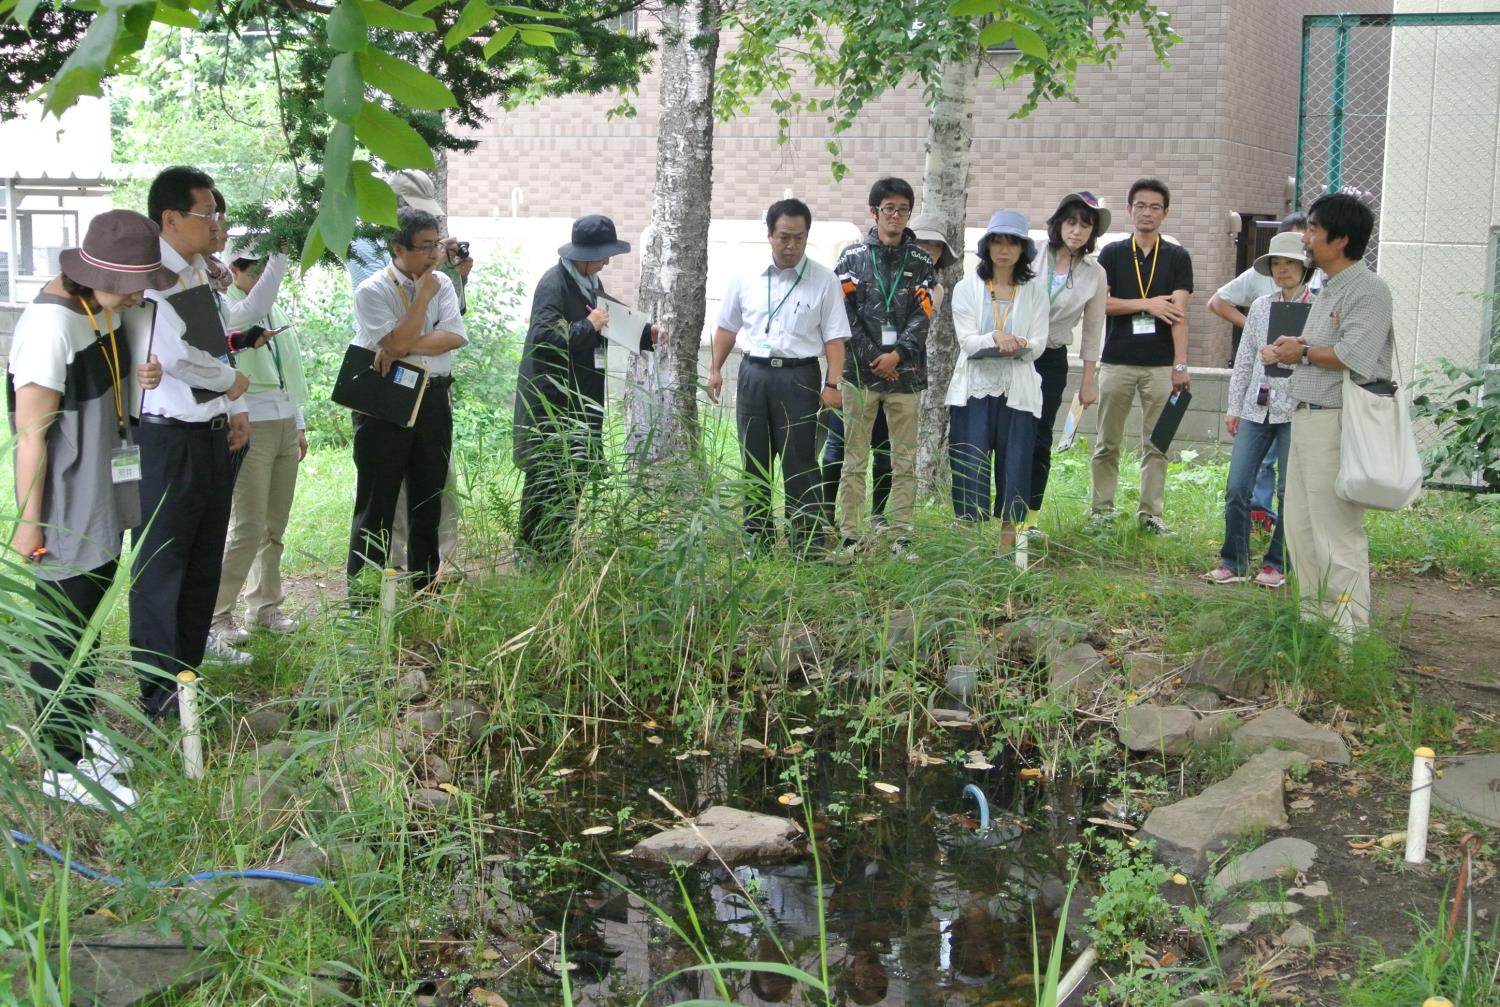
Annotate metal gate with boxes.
[1296,11,1500,485]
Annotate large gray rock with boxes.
[1181,646,1267,699]
[1004,616,1085,660]
[1140,749,1309,875]
[1048,642,1111,700]
[1432,753,1500,828]
[1122,652,1168,688]
[1211,838,1318,892]
[627,806,805,866]
[1118,704,1200,755]
[238,707,288,743]
[1175,686,1223,713]
[1231,708,1350,765]
[446,698,487,746]
[1191,714,1238,747]
[18,921,219,1005]
[1215,899,1303,937]
[220,772,296,833]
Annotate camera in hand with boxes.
[227,325,274,351]
[455,241,470,260]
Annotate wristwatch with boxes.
[1172,363,1188,374]
[824,381,841,390]
[1299,345,1310,365]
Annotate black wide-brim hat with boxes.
[558,214,630,260]
[59,210,179,294]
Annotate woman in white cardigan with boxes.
[948,210,1050,550]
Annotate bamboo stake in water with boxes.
[1404,746,1436,864]
[177,670,203,781]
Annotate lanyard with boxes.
[867,246,910,316]
[765,259,809,334]
[1047,249,1073,305]
[387,266,412,310]
[77,298,126,442]
[267,326,286,390]
[1283,286,1311,304]
[1131,236,1160,300]
[987,280,1014,336]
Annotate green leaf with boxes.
[357,48,456,110]
[1010,23,1049,60]
[324,53,364,122]
[518,28,556,48]
[326,0,368,53]
[315,186,358,261]
[13,0,46,24]
[482,25,516,59]
[151,2,199,27]
[443,0,494,49]
[323,122,358,191]
[352,160,399,226]
[977,20,1012,48]
[403,0,445,14]
[354,100,435,169]
[43,9,121,116]
[947,0,994,15]
[358,0,435,31]
[299,224,328,273]
[494,4,569,18]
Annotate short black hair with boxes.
[976,234,1038,285]
[390,207,440,251]
[1046,201,1101,255]
[766,198,812,234]
[59,273,95,302]
[211,188,226,215]
[147,165,216,226]
[1278,212,1308,233]
[1127,178,1170,211]
[1307,193,1375,260]
[867,177,915,209]
[230,257,262,272]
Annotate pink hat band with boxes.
[78,248,166,274]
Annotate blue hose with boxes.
[8,830,327,889]
[962,784,990,834]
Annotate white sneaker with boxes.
[255,610,299,634]
[210,617,251,644]
[41,761,138,809]
[85,728,132,775]
[205,631,252,666]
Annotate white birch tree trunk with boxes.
[916,48,979,499]
[626,0,721,466]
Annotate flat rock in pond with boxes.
[1231,707,1350,764]
[1212,837,1318,892]
[1117,704,1200,755]
[1432,753,1500,827]
[26,922,220,1006]
[1213,899,1302,937]
[627,806,805,866]
[1139,749,1309,875]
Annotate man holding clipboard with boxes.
[347,208,467,597]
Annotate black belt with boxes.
[428,374,454,388]
[139,413,228,430]
[744,355,818,369]
[1293,402,1337,411]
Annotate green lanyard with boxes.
[1047,249,1072,305]
[867,246,910,316]
[765,259,808,333]
[267,327,286,390]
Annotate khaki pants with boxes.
[1285,407,1370,637]
[838,387,919,537]
[215,417,301,623]
[1091,363,1172,518]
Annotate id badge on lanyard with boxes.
[110,441,142,484]
[1132,313,1157,336]
[880,323,898,347]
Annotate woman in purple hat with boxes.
[8,209,174,809]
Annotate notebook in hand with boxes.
[1149,388,1192,455]
[331,344,429,428]
[165,285,234,403]
[968,343,1029,360]
[1056,393,1087,452]
[1264,301,1311,378]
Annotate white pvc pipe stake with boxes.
[1056,945,1099,1004]
[378,567,399,652]
[1015,530,1030,571]
[177,670,203,781]
[1404,746,1436,864]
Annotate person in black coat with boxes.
[513,215,658,557]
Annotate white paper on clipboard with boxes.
[597,295,653,352]
[1056,393,1087,452]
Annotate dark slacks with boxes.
[131,422,234,718]
[348,383,453,592]
[736,358,823,549]
[950,395,1036,524]
[820,404,891,521]
[1028,344,1070,512]
[518,444,588,559]
[31,560,117,766]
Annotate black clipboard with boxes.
[165,285,233,403]
[331,344,430,427]
[1264,301,1311,378]
[1150,388,1192,454]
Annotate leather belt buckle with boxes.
[769,358,785,368]
[210,415,228,430]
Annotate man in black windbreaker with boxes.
[833,178,936,554]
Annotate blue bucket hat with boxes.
[977,210,1036,265]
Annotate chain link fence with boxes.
[1296,12,1500,488]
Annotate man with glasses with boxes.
[833,177,936,554]
[347,207,467,598]
[1092,177,1193,534]
[133,165,253,717]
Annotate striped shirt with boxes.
[1288,262,1394,408]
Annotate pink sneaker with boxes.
[1253,566,1286,589]
[1201,566,1245,585]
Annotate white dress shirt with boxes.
[352,266,467,376]
[716,257,851,359]
[141,238,248,421]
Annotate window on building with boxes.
[603,10,637,34]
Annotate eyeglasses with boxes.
[410,241,442,253]
[1130,202,1166,213]
[876,205,912,219]
[181,210,225,223]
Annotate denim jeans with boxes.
[949,396,1037,523]
[1220,418,1290,573]
[1251,453,1279,517]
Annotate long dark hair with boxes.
[976,234,1037,284]
[59,273,97,302]
[1046,203,1101,255]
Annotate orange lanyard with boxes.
[1131,236,1160,299]
[77,298,126,441]
[987,280,1014,336]
[387,267,412,310]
